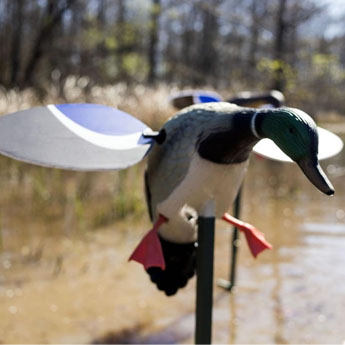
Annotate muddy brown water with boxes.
[0,126,344,344]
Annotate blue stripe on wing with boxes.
[55,103,147,136]
[197,94,222,103]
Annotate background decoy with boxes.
[169,89,284,111]
[169,89,223,110]
[0,102,337,296]
[227,90,285,109]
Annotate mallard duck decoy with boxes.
[0,102,336,296]
[129,102,334,295]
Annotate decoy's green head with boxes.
[255,107,334,196]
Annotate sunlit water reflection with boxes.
[0,127,344,344]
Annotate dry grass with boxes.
[0,79,176,128]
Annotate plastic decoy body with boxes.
[130,102,334,295]
[169,89,284,111]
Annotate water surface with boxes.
[0,127,344,344]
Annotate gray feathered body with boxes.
[145,102,256,243]
[142,102,333,295]
[144,103,259,295]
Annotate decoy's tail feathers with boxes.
[146,235,196,296]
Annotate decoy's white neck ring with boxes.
[251,111,261,139]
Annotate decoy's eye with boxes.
[288,127,295,134]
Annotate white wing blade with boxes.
[0,104,154,170]
[253,127,343,162]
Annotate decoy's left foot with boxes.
[222,213,272,257]
[147,235,196,296]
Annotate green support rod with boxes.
[217,187,242,291]
[229,188,242,289]
[195,213,215,344]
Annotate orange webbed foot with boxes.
[222,213,272,257]
[129,215,168,270]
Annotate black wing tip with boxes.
[326,189,335,196]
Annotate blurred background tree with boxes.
[0,0,344,115]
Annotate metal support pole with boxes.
[229,188,241,288]
[195,202,215,344]
[217,187,242,291]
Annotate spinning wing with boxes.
[0,103,153,170]
[253,127,343,162]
